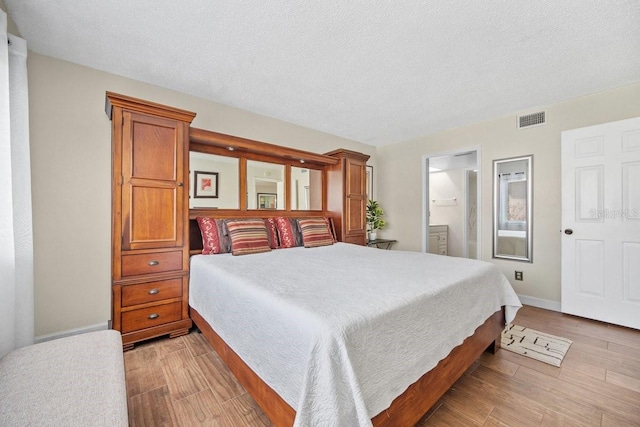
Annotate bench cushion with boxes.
[0,330,128,426]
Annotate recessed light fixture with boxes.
[227,147,235,151]
[299,159,305,164]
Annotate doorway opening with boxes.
[422,148,481,259]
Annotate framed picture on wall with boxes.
[257,193,277,209]
[194,171,219,198]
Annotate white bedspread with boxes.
[190,243,521,426]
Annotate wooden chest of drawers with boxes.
[429,225,448,256]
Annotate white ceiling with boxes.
[5,1,640,146]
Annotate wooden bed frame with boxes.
[191,307,504,426]
[188,216,504,426]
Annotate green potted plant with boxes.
[366,199,386,241]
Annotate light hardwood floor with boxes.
[124,305,640,426]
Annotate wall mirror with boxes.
[189,152,240,209]
[290,167,322,210]
[493,155,533,262]
[247,160,285,210]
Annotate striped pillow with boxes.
[297,218,335,248]
[225,219,272,256]
[323,216,337,243]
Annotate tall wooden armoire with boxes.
[325,149,371,245]
[106,92,195,350]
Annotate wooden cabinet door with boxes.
[121,112,186,250]
[344,157,366,237]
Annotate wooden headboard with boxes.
[188,127,344,254]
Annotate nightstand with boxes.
[367,239,397,250]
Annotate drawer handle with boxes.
[148,260,160,266]
[148,313,160,320]
[148,288,160,295]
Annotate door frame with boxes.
[463,167,478,259]
[421,146,482,258]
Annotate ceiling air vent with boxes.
[517,111,546,130]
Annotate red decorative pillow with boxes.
[275,217,303,248]
[264,218,279,249]
[196,217,231,254]
[297,218,335,248]
[225,219,272,256]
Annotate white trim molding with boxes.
[517,294,561,312]
[34,322,109,344]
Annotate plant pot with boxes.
[369,231,377,241]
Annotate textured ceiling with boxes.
[5,1,640,146]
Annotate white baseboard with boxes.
[516,294,561,312]
[34,322,109,344]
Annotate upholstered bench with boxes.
[0,330,128,426]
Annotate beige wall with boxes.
[27,53,375,337]
[377,82,640,305]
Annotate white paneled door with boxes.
[561,117,640,330]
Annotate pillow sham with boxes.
[323,216,338,243]
[275,217,303,248]
[196,217,231,254]
[297,218,335,248]
[264,217,280,249]
[225,219,272,256]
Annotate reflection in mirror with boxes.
[290,167,322,210]
[247,160,285,210]
[493,155,533,262]
[189,152,239,209]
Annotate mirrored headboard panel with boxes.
[291,167,323,211]
[190,152,240,209]
[493,155,533,262]
[247,160,285,210]
[189,127,339,217]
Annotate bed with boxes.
[189,238,521,426]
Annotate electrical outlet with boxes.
[515,271,523,281]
